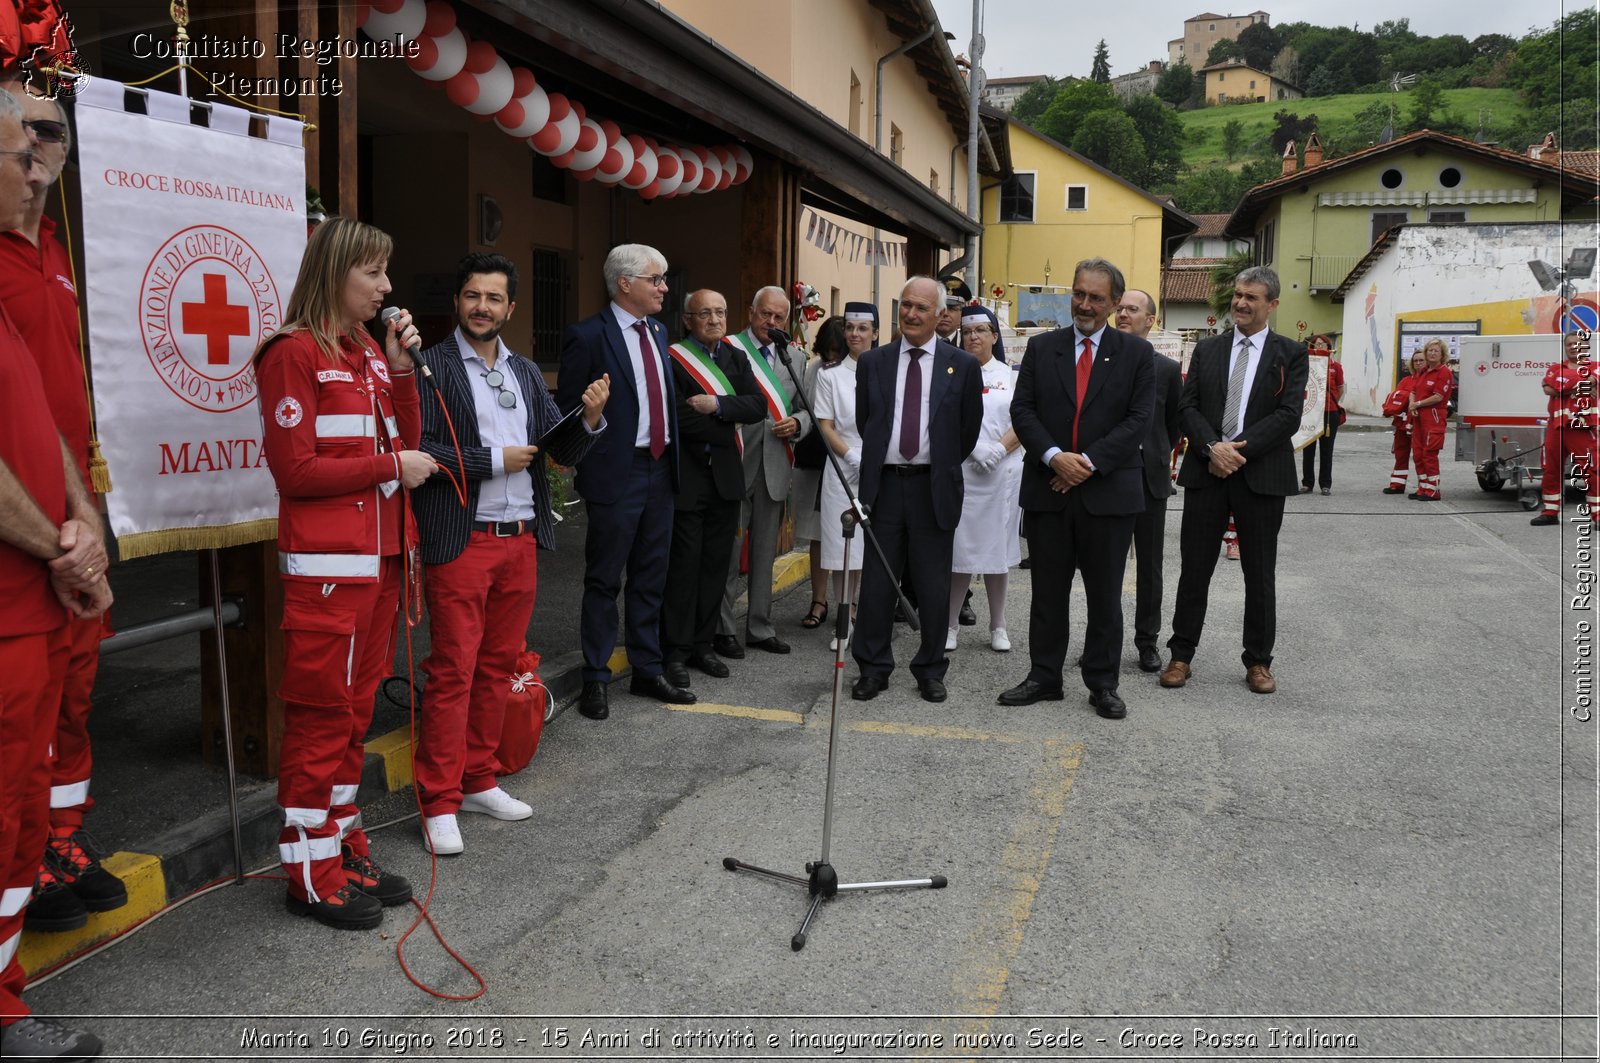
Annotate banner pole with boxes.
[206,548,246,883]
[170,1,191,99]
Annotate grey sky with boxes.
[927,0,1575,80]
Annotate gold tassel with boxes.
[87,438,111,493]
[113,519,278,562]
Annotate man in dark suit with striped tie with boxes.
[1162,266,1308,695]
[557,244,693,720]
[412,253,607,854]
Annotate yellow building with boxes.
[980,113,1196,325]
[1198,58,1301,105]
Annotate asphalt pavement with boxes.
[19,424,1598,1061]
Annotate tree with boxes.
[1326,34,1382,90]
[1269,110,1318,156]
[1270,45,1300,88]
[1034,79,1119,147]
[1156,60,1194,105]
[1205,38,1243,67]
[1123,94,1185,186]
[1222,118,1246,161]
[1010,76,1060,126]
[1471,33,1516,61]
[1406,78,1445,131]
[1072,110,1148,184]
[1237,22,1283,72]
[1172,166,1244,214]
[1349,99,1393,144]
[1303,66,1337,97]
[1508,8,1597,109]
[1090,39,1111,83]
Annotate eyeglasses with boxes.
[1115,304,1147,315]
[630,274,668,288]
[23,120,66,144]
[482,369,517,409]
[690,308,727,319]
[0,149,36,172]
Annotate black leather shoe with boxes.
[629,673,697,704]
[663,661,692,689]
[747,635,791,654]
[918,678,948,703]
[1531,512,1559,526]
[1137,645,1162,673]
[687,652,729,678]
[997,678,1065,706]
[578,680,609,720]
[1320,486,1331,496]
[1299,483,1313,493]
[851,675,886,700]
[712,634,745,659]
[1382,485,1405,494]
[958,592,977,626]
[1090,688,1127,719]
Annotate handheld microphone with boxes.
[767,326,794,366]
[379,306,434,385]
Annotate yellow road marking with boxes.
[667,702,806,724]
[847,719,1031,744]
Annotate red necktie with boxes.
[1072,337,1092,450]
[634,320,666,459]
[900,347,924,460]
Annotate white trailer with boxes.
[1454,334,1563,508]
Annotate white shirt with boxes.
[610,302,670,449]
[1224,328,1267,440]
[1042,324,1108,467]
[887,337,936,464]
[456,327,536,524]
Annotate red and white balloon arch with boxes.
[356,0,754,199]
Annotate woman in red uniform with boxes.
[1532,331,1598,526]
[1382,351,1426,494]
[254,217,438,929]
[1408,338,1453,501]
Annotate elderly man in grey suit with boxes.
[715,285,810,657]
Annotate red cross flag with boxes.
[75,78,305,559]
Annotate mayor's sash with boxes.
[729,331,793,462]
[669,337,742,454]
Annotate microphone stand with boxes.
[721,332,945,951]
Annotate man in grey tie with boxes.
[1161,266,1308,695]
[715,286,809,657]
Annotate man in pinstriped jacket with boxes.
[412,253,607,856]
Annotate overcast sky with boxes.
[925,0,1579,80]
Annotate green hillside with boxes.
[1176,88,1527,170]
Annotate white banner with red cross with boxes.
[75,78,306,558]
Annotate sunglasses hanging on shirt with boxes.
[483,369,517,409]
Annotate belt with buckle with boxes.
[886,463,931,476]
[472,519,530,537]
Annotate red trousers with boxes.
[48,613,106,829]
[1540,422,1600,515]
[1411,426,1446,498]
[276,556,401,904]
[417,531,538,817]
[1390,428,1412,490]
[1,626,70,1024]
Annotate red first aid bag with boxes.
[494,649,547,775]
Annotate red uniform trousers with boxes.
[417,530,538,817]
[1539,422,1600,516]
[1390,427,1413,490]
[276,556,402,905]
[1,627,70,1023]
[1411,423,1446,498]
[47,613,107,829]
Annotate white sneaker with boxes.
[991,628,1011,652]
[422,814,463,855]
[459,786,533,821]
[946,626,958,651]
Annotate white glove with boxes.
[843,446,861,472]
[975,441,1007,470]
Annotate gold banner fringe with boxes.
[114,519,277,561]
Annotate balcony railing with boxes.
[1309,255,1359,290]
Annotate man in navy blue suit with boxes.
[849,276,983,704]
[556,244,693,720]
[1001,258,1154,719]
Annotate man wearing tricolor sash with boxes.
[661,290,766,687]
[716,285,811,657]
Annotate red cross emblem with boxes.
[182,273,251,366]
